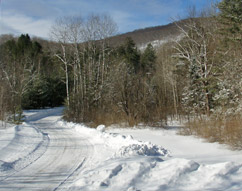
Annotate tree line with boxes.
[173,0,242,148]
[0,34,65,123]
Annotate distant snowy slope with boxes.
[139,34,184,50]
[108,20,184,48]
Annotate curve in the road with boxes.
[0,109,94,191]
[0,124,50,182]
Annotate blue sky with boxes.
[0,0,219,39]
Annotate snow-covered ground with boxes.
[107,126,242,164]
[0,107,242,191]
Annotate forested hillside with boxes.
[0,0,241,148]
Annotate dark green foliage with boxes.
[3,34,42,66]
[118,37,141,73]
[22,77,65,109]
[22,77,48,109]
[0,34,66,121]
[0,34,44,122]
[141,43,156,74]
[218,0,242,42]
[17,34,32,52]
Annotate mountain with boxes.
[108,21,183,49]
[0,20,184,49]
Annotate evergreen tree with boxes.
[0,34,65,122]
[218,0,242,42]
[140,43,156,74]
[22,76,65,109]
[118,37,140,74]
[0,34,43,121]
[214,0,242,116]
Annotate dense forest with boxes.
[0,0,241,148]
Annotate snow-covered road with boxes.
[0,108,93,190]
[1,107,242,191]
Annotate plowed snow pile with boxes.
[57,121,242,191]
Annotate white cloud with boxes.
[0,0,213,38]
[1,0,61,19]
[1,11,52,39]
[0,22,19,35]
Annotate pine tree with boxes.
[141,43,156,74]
[218,0,242,42]
[214,0,242,116]
[119,37,140,74]
[0,34,43,122]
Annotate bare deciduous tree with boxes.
[173,16,220,116]
[50,16,84,107]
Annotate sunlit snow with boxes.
[0,107,242,191]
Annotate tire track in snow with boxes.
[0,113,95,191]
[52,131,95,191]
[53,158,86,191]
[0,124,50,182]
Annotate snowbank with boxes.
[56,120,169,159]
[57,120,242,191]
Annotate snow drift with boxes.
[56,120,242,191]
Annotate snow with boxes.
[108,127,242,164]
[96,124,106,132]
[1,107,242,191]
[139,34,184,50]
